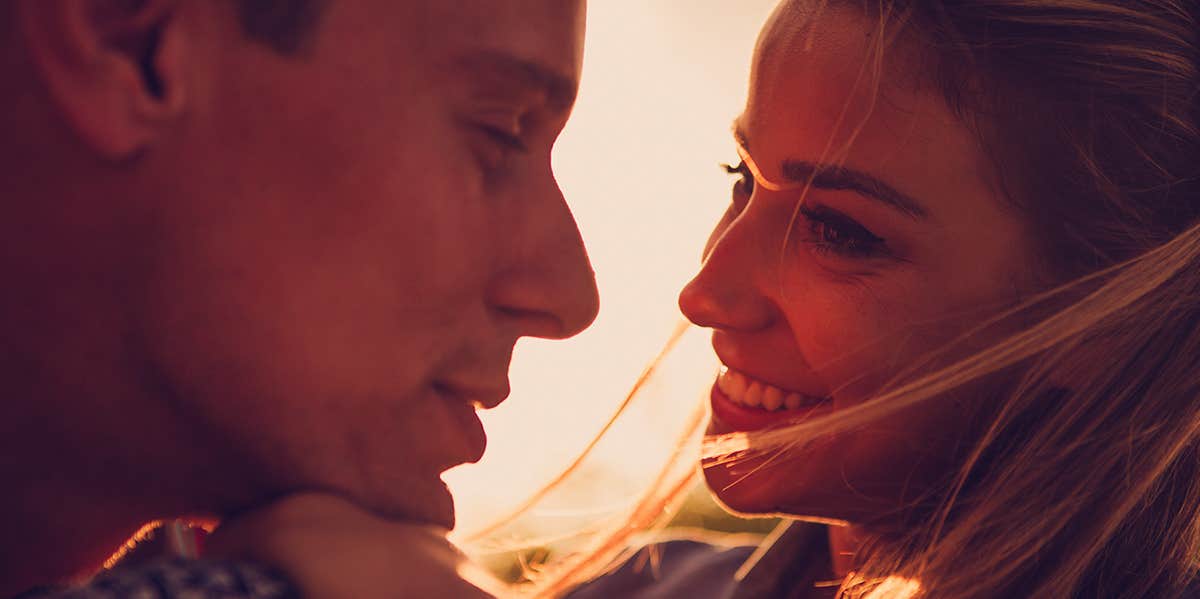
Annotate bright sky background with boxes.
[446,1,781,539]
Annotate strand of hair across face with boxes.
[460,319,694,545]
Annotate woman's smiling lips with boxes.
[709,366,835,432]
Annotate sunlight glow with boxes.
[863,576,923,599]
[445,1,780,539]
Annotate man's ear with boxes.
[16,0,188,161]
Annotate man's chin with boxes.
[406,483,456,531]
[248,475,457,531]
[357,477,457,530]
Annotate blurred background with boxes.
[444,0,782,578]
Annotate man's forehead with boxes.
[427,1,586,77]
[452,49,579,112]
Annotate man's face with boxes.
[129,0,596,528]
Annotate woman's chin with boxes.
[702,456,790,516]
[701,457,872,525]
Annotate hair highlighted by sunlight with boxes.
[459,1,1199,597]
[701,1,1200,597]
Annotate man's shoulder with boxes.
[16,558,297,599]
[1184,575,1200,599]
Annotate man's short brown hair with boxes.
[0,3,325,54]
[236,0,329,54]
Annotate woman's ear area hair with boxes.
[15,0,189,161]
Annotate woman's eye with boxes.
[798,204,888,259]
[721,161,754,211]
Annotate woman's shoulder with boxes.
[566,531,761,599]
[1184,576,1200,598]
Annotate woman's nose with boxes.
[678,220,774,333]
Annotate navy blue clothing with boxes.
[567,540,756,599]
[568,524,833,599]
[14,558,298,599]
[570,524,1200,599]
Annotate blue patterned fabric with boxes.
[567,524,830,599]
[14,558,298,599]
[566,540,756,599]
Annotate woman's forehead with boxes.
[756,1,865,59]
[746,3,958,155]
[753,1,929,94]
[742,3,1008,236]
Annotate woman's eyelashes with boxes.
[797,203,888,259]
[721,160,890,260]
[722,161,754,215]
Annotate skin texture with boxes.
[0,0,595,593]
[678,2,1038,580]
[205,493,501,598]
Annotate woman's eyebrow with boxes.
[782,161,929,220]
[732,122,929,220]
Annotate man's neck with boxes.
[0,272,231,596]
[0,479,150,597]
[0,338,209,596]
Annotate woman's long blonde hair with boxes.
[480,1,1200,597]
[713,1,1200,596]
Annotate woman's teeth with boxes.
[717,368,826,412]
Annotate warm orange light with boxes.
[446,0,780,545]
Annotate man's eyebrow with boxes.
[733,123,929,220]
[455,50,578,112]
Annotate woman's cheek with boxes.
[787,289,910,402]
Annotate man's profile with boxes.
[0,0,597,596]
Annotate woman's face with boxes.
[679,3,1039,523]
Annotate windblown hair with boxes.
[706,1,1200,597]
[458,1,1199,597]
[234,0,329,54]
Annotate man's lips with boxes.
[450,401,488,464]
[433,384,493,465]
[435,380,510,410]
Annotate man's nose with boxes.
[486,184,599,341]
